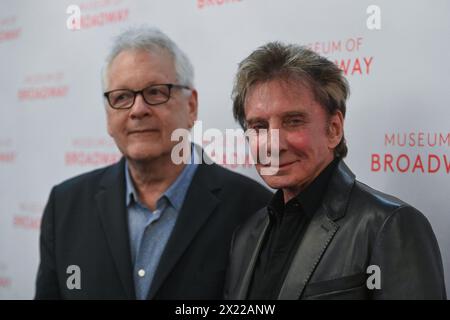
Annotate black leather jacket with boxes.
[224,161,446,300]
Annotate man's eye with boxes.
[113,93,131,103]
[146,87,169,97]
[285,118,304,126]
[249,124,267,131]
[148,89,161,96]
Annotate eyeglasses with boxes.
[103,83,191,109]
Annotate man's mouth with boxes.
[128,129,158,135]
[261,160,298,168]
[278,160,298,168]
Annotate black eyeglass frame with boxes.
[103,83,191,109]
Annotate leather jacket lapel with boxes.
[236,214,270,299]
[278,206,339,299]
[278,160,356,299]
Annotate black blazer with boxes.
[35,158,272,299]
[224,161,447,300]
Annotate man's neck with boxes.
[282,157,336,204]
[127,155,186,211]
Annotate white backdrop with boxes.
[0,0,449,299]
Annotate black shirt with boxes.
[247,158,339,299]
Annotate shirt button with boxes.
[138,269,146,277]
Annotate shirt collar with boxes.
[125,143,199,210]
[125,163,138,207]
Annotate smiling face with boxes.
[244,78,343,201]
[105,49,197,163]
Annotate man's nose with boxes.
[129,93,152,119]
[267,124,287,153]
[276,128,288,152]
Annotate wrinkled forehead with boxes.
[244,78,317,116]
[247,76,313,98]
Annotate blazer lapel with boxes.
[95,158,135,299]
[146,163,221,299]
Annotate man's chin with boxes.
[260,175,291,190]
[125,149,164,163]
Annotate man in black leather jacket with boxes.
[224,42,446,300]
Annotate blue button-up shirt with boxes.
[125,147,198,299]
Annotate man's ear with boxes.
[188,89,198,128]
[327,110,344,149]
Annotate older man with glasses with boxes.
[35,26,271,300]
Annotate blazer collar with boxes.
[146,161,222,299]
[95,157,136,299]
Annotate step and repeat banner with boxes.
[0,0,449,299]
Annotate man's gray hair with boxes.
[102,26,194,89]
[232,41,350,158]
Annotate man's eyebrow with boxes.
[246,111,309,124]
[108,81,162,91]
[281,111,309,118]
[245,117,267,126]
